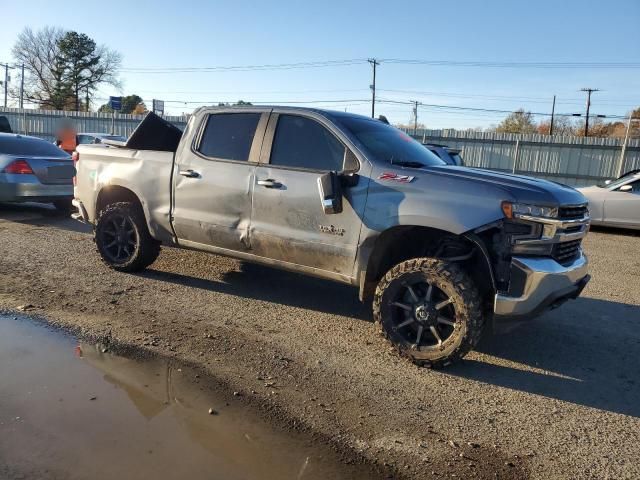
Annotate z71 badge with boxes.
[378,172,415,183]
[319,225,346,236]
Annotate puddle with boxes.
[0,315,380,480]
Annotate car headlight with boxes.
[501,201,558,219]
[500,201,558,256]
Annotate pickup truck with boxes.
[73,108,591,367]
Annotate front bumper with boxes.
[494,253,590,320]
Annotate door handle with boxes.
[257,179,282,189]
[179,169,199,178]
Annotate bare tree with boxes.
[11,26,65,109]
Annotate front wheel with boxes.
[95,202,160,272]
[373,258,484,368]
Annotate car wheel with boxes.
[95,202,160,272]
[373,257,484,368]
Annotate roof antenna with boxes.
[378,115,389,125]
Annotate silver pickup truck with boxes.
[73,107,591,367]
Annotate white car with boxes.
[579,170,640,230]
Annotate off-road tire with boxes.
[95,201,160,272]
[373,257,484,368]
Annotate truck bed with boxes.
[74,144,176,244]
[74,112,186,244]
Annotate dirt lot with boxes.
[1,203,639,479]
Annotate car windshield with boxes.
[336,116,445,167]
[0,135,70,158]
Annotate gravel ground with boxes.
[1,202,639,479]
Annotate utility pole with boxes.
[580,87,599,137]
[549,95,556,135]
[411,100,421,135]
[19,64,24,109]
[368,58,380,118]
[3,63,8,108]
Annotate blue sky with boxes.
[1,0,639,128]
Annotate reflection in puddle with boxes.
[0,315,377,480]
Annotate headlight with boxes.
[501,201,558,219]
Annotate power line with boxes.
[377,88,639,107]
[90,93,629,120]
[135,88,369,95]
[380,59,640,69]
[118,58,640,74]
[121,59,367,73]
[376,98,627,119]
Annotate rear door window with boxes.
[197,113,261,162]
[269,115,345,171]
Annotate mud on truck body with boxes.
[73,107,590,367]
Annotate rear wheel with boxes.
[373,257,484,368]
[95,202,160,272]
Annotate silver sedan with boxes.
[578,170,640,230]
[0,133,75,211]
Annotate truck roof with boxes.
[190,105,379,124]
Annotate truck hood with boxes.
[424,166,587,206]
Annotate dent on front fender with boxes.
[362,172,507,235]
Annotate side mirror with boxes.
[619,184,633,192]
[317,171,343,215]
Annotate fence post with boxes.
[616,115,632,178]
[512,139,520,174]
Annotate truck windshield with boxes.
[336,116,445,167]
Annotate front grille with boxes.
[558,204,588,220]
[552,239,582,265]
